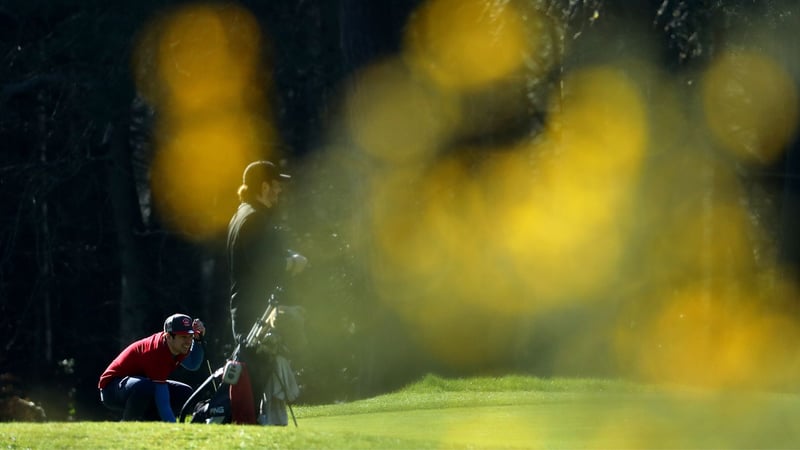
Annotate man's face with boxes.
[264,179,283,206]
[166,333,193,355]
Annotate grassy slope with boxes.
[2,375,799,449]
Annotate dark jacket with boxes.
[226,201,286,341]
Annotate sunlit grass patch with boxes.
[299,375,800,449]
[2,375,798,449]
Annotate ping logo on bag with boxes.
[191,387,232,424]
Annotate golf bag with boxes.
[179,289,302,425]
[189,376,231,424]
[184,359,258,424]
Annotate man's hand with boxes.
[286,252,308,275]
[192,318,206,340]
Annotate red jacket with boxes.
[98,333,188,389]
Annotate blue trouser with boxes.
[100,376,192,421]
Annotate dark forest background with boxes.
[2,0,799,421]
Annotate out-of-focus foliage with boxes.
[292,0,800,394]
[135,3,281,240]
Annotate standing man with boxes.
[98,314,206,422]
[227,160,304,342]
[226,160,306,424]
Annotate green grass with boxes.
[2,375,799,449]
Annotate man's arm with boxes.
[154,383,176,422]
[181,319,206,371]
[180,340,205,371]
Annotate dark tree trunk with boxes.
[780,141,800,276]
[105,119,148,345]
[35,88,54,366]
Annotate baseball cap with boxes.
[164,314,194,335]
[242,160,291,187]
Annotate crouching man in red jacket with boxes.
[98,314,206,422]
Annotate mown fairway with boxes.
[2,375,799,449]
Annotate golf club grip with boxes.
[245,303,275,347]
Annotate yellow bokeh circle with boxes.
[702,50,798,164]
[404,0,529,89]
